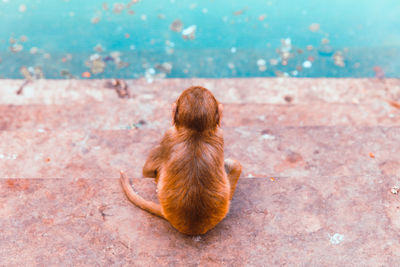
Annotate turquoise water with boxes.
[1,0,399,79]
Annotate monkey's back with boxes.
[157,133,230,235]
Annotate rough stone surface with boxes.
[0,127,399,178]
[1,177,400,266]
[1,102,399,131]
[1,78,400,266]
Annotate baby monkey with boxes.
[120,86,242,235]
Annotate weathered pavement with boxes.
[1,78,400,266]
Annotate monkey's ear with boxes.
[216,103,223,126]
[172,102,178,125]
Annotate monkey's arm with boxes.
[143,127,174,178]
[142,145,163,178]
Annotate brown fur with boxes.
[120,86,242,235]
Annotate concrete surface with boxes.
[0,78,400,266]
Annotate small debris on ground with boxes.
[257,59,267,72]
[387,100,400,109]
[98,204,113,220]
[131,120,146,129]
[85,53,106,74]
[321,38,330,44]
[33,66,44,79]
[261,133,275,140]
[170,19,183,32]
[112,3,125,14]
[233,7,247,16]
[374,66,385,79]
[20,35,28,42]
[192,236,201,242]
[276,38,292,66]
[94,44,104,52]
[10,43,23,53]
[369,152,375,158]
[182,25,197,40]
[91,16,100,24]
[329,233,344,245]
[333,52,345,67]
[391,186,399,194]
[16,79,30,95]
[20,66,33,80]
[260,129,276,140]
[30,47,38,54]
[270,58,278,66]
[18,4,27,12]
[109,51,129,69]
[284,95,293,103]
[303,60,312,68]
[19,66,44,81]
[111,79,130,98]
[274,70,289,77]
[145,68,156,83]
[81,71,91,78]
[309,23,320,32]
[60,70,75,79]
[155,62,173,74]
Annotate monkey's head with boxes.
[173,86,222,132]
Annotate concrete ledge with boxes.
[0,78,399,104]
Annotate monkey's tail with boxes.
[119,171,166,219]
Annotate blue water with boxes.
[0,0,399,79]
